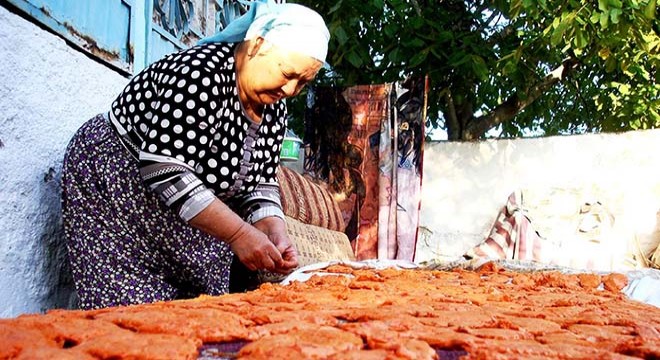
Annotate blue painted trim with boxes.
[7,0,133,74]
[132,0,148,72]
[4,0,232,75]
[5,0,133,74]
[143,0,155,72]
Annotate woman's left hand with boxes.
[253,217,299,273]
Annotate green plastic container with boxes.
[280,131,303,161]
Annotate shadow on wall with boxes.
[37,165,77,312]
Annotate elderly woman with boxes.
[61,1,330,309]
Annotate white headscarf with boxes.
[199,1,330,64]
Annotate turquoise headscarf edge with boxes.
[198,0,277,45]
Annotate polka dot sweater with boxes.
[108,42,286,223]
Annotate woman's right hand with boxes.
[189,199,285,272]
[226,221,285,272]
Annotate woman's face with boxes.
[240,39,323,106]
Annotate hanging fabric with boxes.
[390,77,426,261]
[303,78,427,261]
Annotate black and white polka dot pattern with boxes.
[108,42,286,222]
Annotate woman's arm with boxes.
[189,198,292,273]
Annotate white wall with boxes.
[0,6,128,317]
[417,130,660,266]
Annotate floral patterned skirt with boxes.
[61,113,232,310]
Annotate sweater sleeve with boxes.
[138,151,216,222]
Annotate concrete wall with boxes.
[0,6,128,317]
[417,130,660,267]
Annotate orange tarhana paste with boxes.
[2,263,658,359]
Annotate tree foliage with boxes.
[291,0,660,140]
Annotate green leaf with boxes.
[542,25,552,37]
[503,60,518,75]
[598,0,609,11]
[383,24,398,38]
[598,47,612,59]
[448,52,471,67]
[600,11,610,28]
[429,47,446,61]
[409,50,428,67]
[610,8,622,23]
[329,1,343,14]
[605,56,617,72]
[334,25,349,46]
[650,108,660,121]
[514,47,523,61]
[408,38,426,48]
[608,0,623,8]
[644,0,657,19]
[551,26,565,46]
[552,16,561,28]
[509,0,523,18]
[388,48,402,63]
[471,55,489,80]
[435,31,454,43]
[574,28,589,48]
[346,50,363,68]
[410,17,425,30]
[631,118,641,129]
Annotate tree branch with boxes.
[463,58,579,140]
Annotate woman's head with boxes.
[201,1,330,64]
[244,3,330,65]
[231,2,330,107]
[238,37,323,105]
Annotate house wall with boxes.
[0,6,128,317]
[417,130,660,267]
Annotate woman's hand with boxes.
[189,199,288,272]
[253,216,299,273]
[226,222,287,272]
